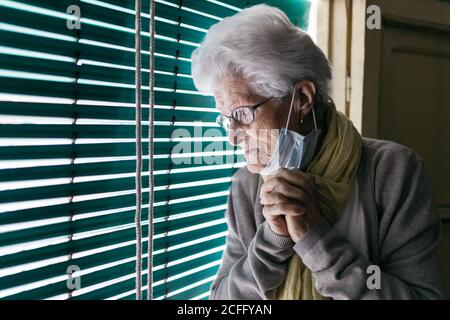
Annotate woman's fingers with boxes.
[260,191,289,206]
[261,168,316,199]
[260,186,308,206]
[262,203,305,217]
[277,168,316,197]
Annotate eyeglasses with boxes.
[216,97,273,130]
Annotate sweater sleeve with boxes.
[293,159,446,300]
[210,186,294,300]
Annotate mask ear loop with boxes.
[284,88,319,134]
[311,103,318,131]
[283,88,297,135]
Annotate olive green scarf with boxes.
[273,100,362,300]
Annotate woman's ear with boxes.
[295,80,316,115]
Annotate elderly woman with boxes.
[191,5,445,300]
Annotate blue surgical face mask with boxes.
[260,90,322,177]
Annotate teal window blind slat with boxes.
[0,0,309,300]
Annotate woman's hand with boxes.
[260,168,321,242]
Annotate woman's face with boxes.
[214,75,291,173]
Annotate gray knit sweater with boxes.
[210,138,446,300]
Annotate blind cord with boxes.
[134,0,143,301]
[147,0,156,301]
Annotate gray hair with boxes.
[191,4,332,102]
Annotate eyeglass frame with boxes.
[216,96,274,130]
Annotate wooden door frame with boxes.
[316,0,450,136]
[353,0,450,220]
[351,0,450,139]
[316,0,352,116]
[315,0,450,220]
